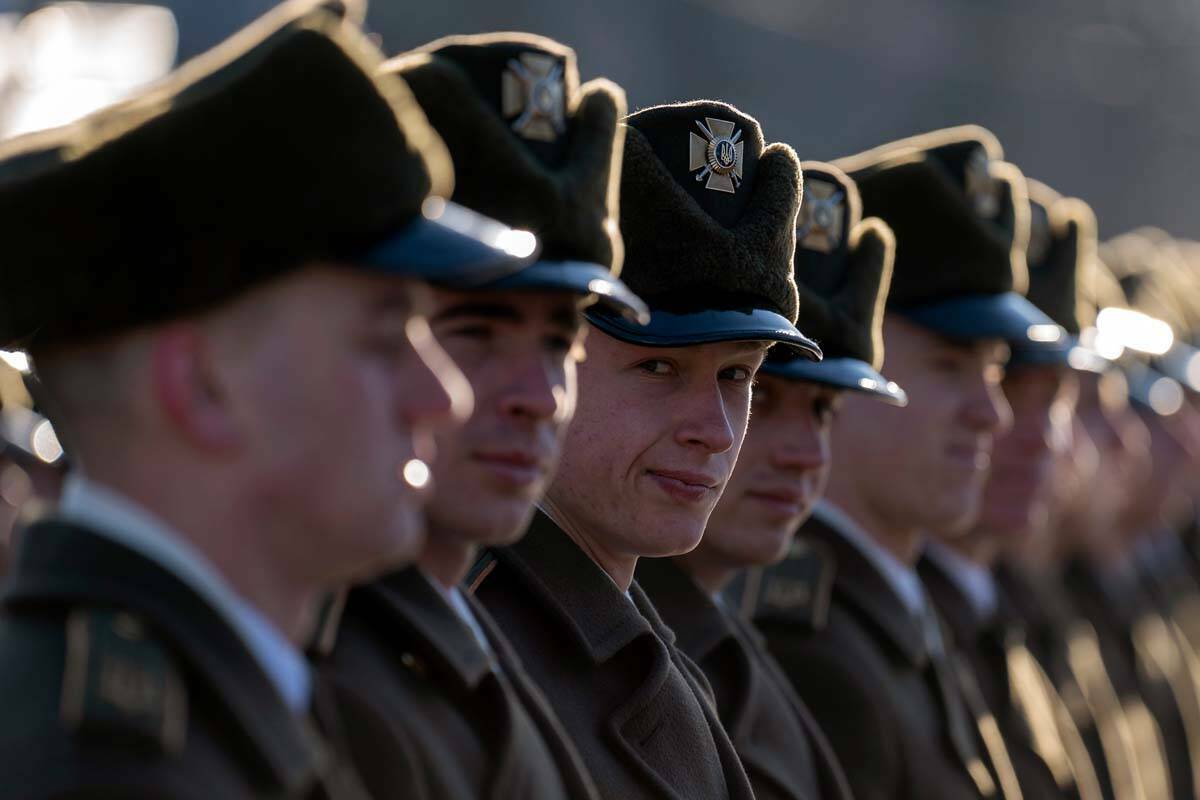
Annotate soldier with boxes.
[918,179,1105,800]
[320,33,647,799]
[747,127,1066,800]
[1093,233,1200,800]
[1057,247,1182,800]
[636,161,904,800]
[0,1,540,796]
[470,99,822,799]
[0,360,66,575]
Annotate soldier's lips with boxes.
[744,487,806,518]
[945,443,991,471]
[645,469,719,504]
[472,450,548,487]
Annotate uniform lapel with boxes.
[728,610,856,800]
[481,515,690,798]
[348,569,534,798]
[468,592,600,800]
[800,516,927,666]
[634,558,751,729]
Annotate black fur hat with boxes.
[587,100,819,357]
[835,126,1061,347]
[0,0,534,355]
[385,32,647,322]
[761,162,906,404]
[1024,180,1098,336]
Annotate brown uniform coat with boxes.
[469,511,756,800]
[744,514,1006,800]
[920,554,1100,800]
[323,567,597,800]
[0,519,363,800]
[1064,558,1198,800]
[637,556,854,800]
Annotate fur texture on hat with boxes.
[787,162,894,368]
[0,0,450,354]
[1025,179,1097,335]
[834,126,1030,312]
[617,100,801,322]
[385,32,626,273]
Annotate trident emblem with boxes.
[689,117,744,194]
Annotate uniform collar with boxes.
[493,510,665,663]
[802,506,928,666]
[353,567,494,690]
[55,475,311,711]
[635,556,734,661]
[922,538,999,623]
[439,580,494,658]
[811,501,925,618]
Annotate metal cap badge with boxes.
[798,177,847,254]
[689,117,744,193]
[501,52,566,142]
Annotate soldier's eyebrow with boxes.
[368,289,415,316]
[729,341,772,356]
[434,301,525,324]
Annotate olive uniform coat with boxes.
[637,556,853,800]
[0,519,364,800]
[470,512,756,800]
[322,567,597,799]
[742,513,1012,800]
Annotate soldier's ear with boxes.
[150,324,241,453]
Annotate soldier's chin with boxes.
[632,513,709,558]
[923,487,987,538]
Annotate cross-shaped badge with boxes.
[689,117,744,194]
[501,53,566,143]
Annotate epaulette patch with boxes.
[60,608,187,755]
[731,538,836,630]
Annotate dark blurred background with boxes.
[3,0,1199,239]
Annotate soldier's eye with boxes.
[442,323,493,340]
[813,398,836,426]
[638,359,674,376]
[720,365,753,383]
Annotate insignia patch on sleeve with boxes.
[60,608,187,755]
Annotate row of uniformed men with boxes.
[0,0,1198,798]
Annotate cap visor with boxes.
[899,292,1066,347]
[759,356,908,406]
[357,201,538,288]
[1126,363,1185,416]
[1158,343,1200,394]
[1006,341,1074,369]
[484,260,650,324]
[586,306,822,360]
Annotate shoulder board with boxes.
[730,538,836,630]
[60,608,187,755]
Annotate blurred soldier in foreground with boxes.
[0,0,545,794]
[638,161,904,800]
[321,33,647,799]
[0,361,66,575]
[919,180,1103,800]
[750,127,1065,800]
[471,99,822,798]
